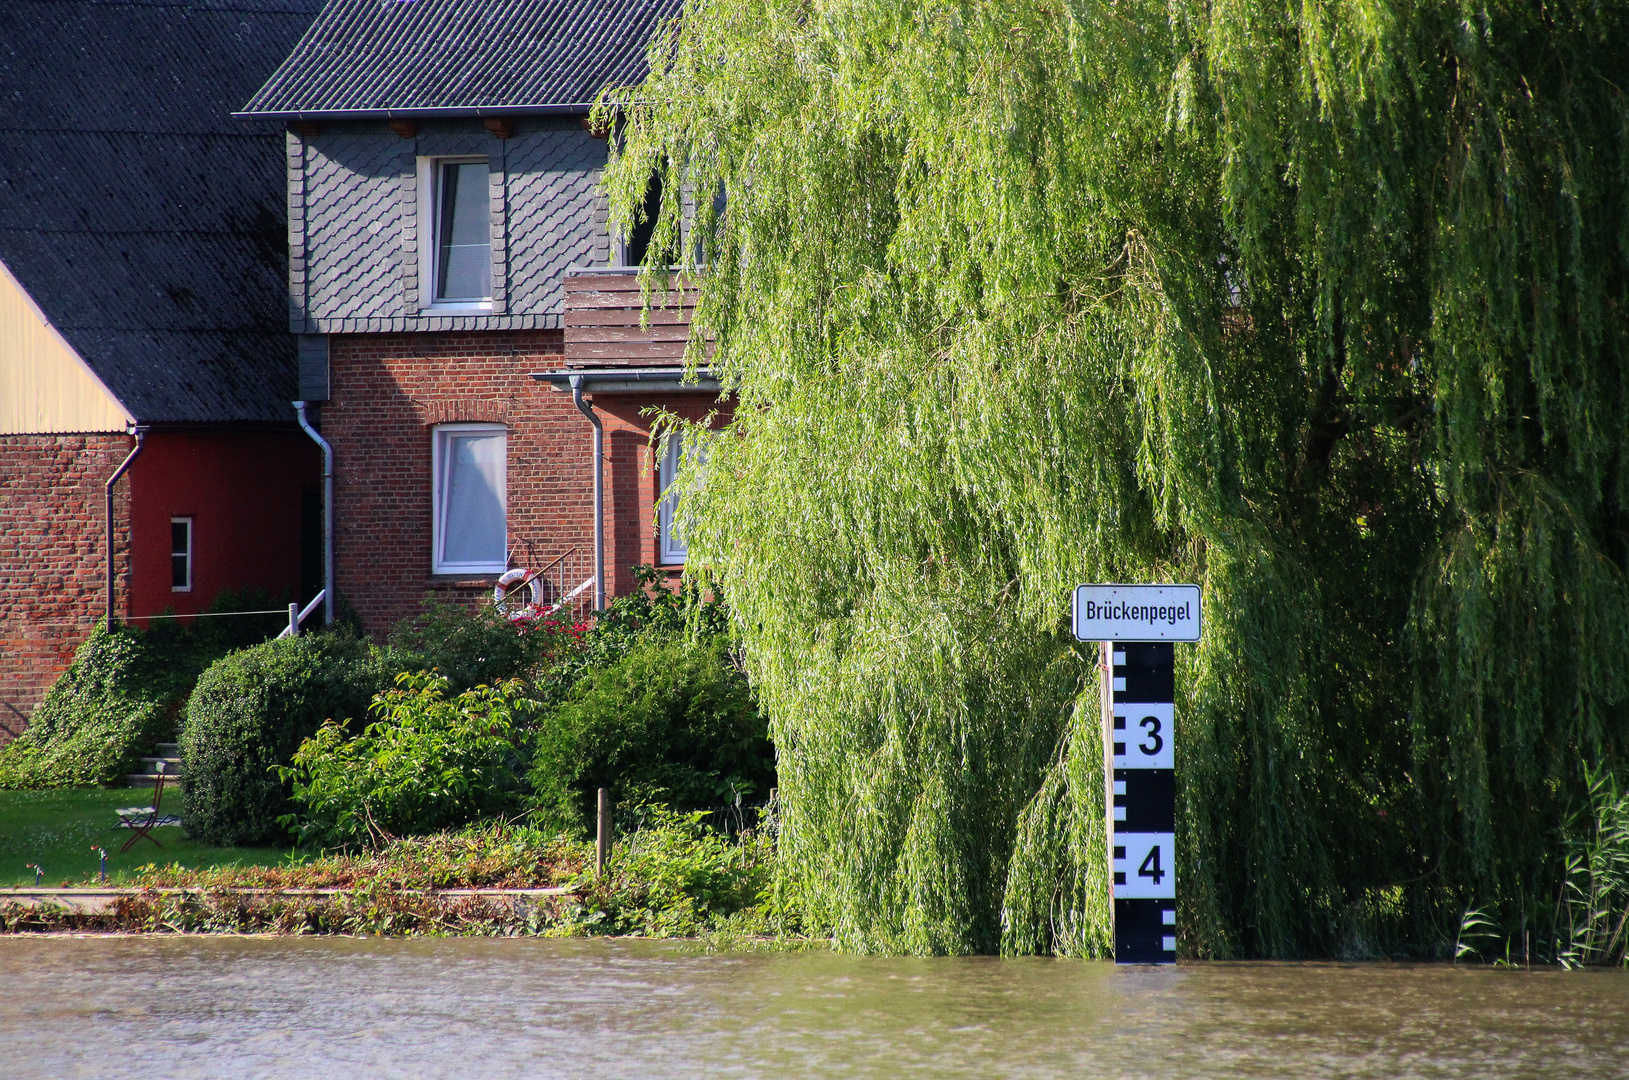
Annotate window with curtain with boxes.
[432,423,507,573]
[658,431,706,565]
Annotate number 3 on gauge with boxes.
[1113,833,1176,898]
[1112,703,1173,769]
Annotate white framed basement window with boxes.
[170,517,193,592]
[657,432,706,565]
[417,157,492,310]
[431,423,507,575]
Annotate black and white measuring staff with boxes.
[1073,583,1201,965]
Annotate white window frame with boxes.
[657,432,702,565]
[431,423,508,575]
[417,156,493,313]
[170,516,193,592]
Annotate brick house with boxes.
[238,0,722,639]
[0,0,326,734]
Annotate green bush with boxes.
[279,673,537,848]
[389,597,584,691]
[530,565,730,706]
[180,631,397,846]
[0,622,168,789]
[564,804,779,937]
[131,589,294,702]
[528,633,773,834]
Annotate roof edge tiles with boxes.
[233,102,592,120]
[238,0,682,120]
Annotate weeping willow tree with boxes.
[600,0,1629,956]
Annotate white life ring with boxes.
[494,569,543,610]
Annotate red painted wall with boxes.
[126,429,319,622]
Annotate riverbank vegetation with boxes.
[601,0,1629,959]
[2,569,784,941]
[1,812,784,939]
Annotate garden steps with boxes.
[125,743,182,790]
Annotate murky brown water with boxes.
[0,937,1624,1078]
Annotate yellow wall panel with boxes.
[0,259,132,434]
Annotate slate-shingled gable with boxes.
[0,0,323,423]
[238,0,681,118]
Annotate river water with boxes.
[0,937,1624,1079]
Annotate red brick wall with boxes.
[324,331,729,639]
[594,392,730,597]
[327,331,579,637]
[126,429,320,622]
[0,434,132,737]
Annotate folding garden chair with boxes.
[117,761,174,853]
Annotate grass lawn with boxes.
[0,787,304,887]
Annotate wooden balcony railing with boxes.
[563,269,695,366]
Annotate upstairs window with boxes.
[432,424,507,574]
[623,171,664,268]
[421,158,491,306]
[170,517,192,592]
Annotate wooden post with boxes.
[288,602,300,638]
[596,787,610,875]
[1101,640,1115,932]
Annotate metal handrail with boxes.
[276,589,327,639]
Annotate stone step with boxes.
[154,743,180,756]
[140,756,182,769]
[125,773,183,789]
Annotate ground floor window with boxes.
[170,517,192,591]
[432,423,507,574]
[658,432,704,565]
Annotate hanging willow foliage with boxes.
[600,0,1629,956]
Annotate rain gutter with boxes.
[104,427,147,626]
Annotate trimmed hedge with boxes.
[180,631,398,846]
[528,634,774,834]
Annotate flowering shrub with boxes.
[504,603,589,639]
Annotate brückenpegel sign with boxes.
[1071,584,1201,642]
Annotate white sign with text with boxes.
[1072,584,1201,643]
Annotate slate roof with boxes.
[238,0,682,118]
[0,0,323,424]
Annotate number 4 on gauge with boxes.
[1113,833,1176,899]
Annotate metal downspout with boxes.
[104,427,147,626]
[294,401,335,626]
[570,376,605,612]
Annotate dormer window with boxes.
[419,157,491,308]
